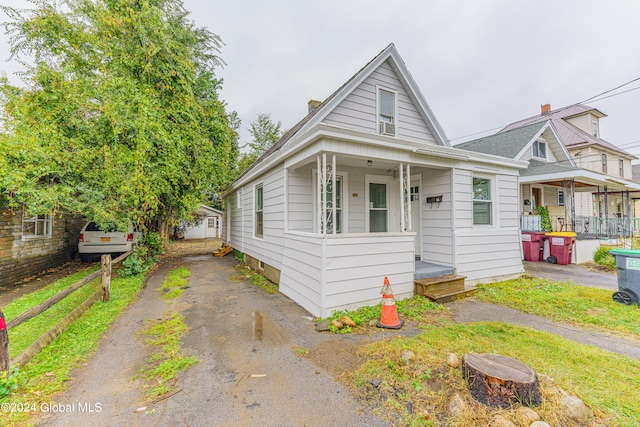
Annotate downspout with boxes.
[570,179,576,233]
[604,186,609,238]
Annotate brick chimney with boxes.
[308,99,322,114]
[541,104,551,115]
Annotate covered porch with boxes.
[279,140,463,316]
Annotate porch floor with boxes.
[415,261,455,280]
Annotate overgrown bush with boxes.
[593,246,616,271]
[119,231,164,277]
[536,206,552,232]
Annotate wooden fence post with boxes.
[101,254,111,302]
[0,308,9,373]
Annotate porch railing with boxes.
[521,215,639,238]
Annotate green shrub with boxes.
[593,246,616,270]
[0,368,19,399]
[536,206,552,232]
[144,231,164,257]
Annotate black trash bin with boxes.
[609,249,640,306]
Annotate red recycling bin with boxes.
[522,232,546,261]
[545,232,576,265]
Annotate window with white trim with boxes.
[237,190,241,209]
[472,177,492,225]
[23,213,52,239]
[619,159,624,177]
[325,176,343,233]
[558,190,565,206]
[255,184,263,238]
[532,139,546,159]
[377,88,396,136]
[592,121,598,137]
[602,153,607,174]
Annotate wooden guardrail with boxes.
[0,251,131,373]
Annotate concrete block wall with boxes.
[0,208,84,288]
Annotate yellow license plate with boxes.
[100,237,111,242]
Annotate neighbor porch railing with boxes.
[521,215,639,238]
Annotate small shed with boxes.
[182,205,222,239]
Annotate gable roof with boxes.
[501,104,635,159]
[233,43,449,183]
[455,121,548,159]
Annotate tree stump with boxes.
[462,353,541,408]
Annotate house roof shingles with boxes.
[501,103,635,159]
[455,121,547,159]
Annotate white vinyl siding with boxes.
[323,60,437,144]
[454,229,523,283]
[287,169,314,232]
[421,169,453,266]
[279,231,414,317]
[498,175,519,228]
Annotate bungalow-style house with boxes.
[502,104,639,232]
[181,204,222,239]
[0,208,84,288]
[222,44,529,317]
[456,116,640,262]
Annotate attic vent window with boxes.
[532,139,546,159]
[378,88,396,136]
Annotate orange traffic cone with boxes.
[376,277,404,329]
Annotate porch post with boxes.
[626,190,632,238]
[604,185,609,237]
[406,163,411,232]
[399,163,405,232]
[317,155,323,234]
[570,179,576,232]
[332,154,336,235]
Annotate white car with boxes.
[78,221,140,262]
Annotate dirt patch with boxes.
[304,339,364,376]
[161,238,222,259]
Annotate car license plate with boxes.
[100,237,111,242]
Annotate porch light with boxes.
[367,160,373,167]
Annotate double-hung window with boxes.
[619,159,624,177]
[602,154,607,174]
[255,184,263,238]
[378,88,396,136]
[472,177,492,225]
[23,213,52,239]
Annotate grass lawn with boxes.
[345,320,640,426]
[476,275,640,340]
[0,266,146,427]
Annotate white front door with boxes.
[366,175,398,232]
[410,177,421,259]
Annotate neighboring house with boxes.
[456,119,640,262]
[181,205,222,239]
[222,44,528,317]
[501,104,638,222]
[0,207,84,288]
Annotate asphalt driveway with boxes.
[523,260,618,291]
[40,253,389,427]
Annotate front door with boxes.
[366,175,398,232]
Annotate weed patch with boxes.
[136,313,198,401]
[157,266,191,300]
[234,264,278,294]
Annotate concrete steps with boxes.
[414,274,476,303]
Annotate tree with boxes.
[236,113,283,176]
[0,0,238,239]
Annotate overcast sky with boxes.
[2,0,640,158]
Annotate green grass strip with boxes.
[476,276,640,339]
[0,270,146,427]
[157,266,191,299]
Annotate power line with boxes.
[448,76,640,144]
